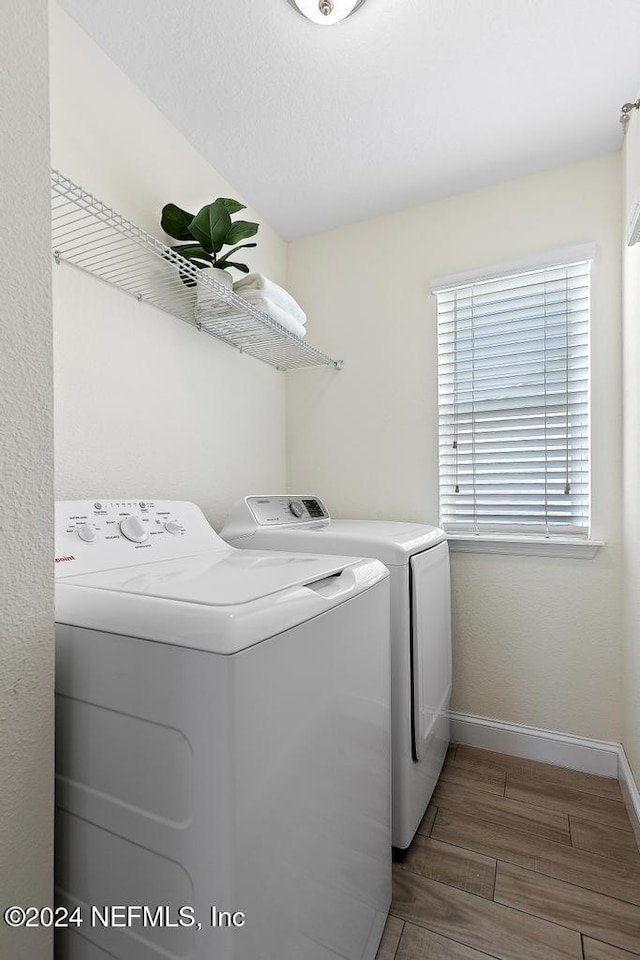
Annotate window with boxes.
[436,255,591,541]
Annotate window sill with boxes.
[446,535,604,559]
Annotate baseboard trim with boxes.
[618,744,640,848]
[449,711,619,778]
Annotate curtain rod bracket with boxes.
[620,99,640,131]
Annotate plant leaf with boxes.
[170,243,213,260]
[161,203,196,241]
[188,200,232,253]
[225,220,259,245]
[218,242,257,260]
[218,198,246,215]
[217,260,250,274]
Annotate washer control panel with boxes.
[55,500,223,577]
[246,496,329,526]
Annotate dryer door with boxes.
[410,542,452,761]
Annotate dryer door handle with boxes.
[304,568,357,599]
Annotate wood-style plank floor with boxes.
[377,744,640,960]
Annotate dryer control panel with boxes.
[55,500,227,577]
[221,495,330,542]
[248,495,328,526]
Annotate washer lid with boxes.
[56,549,388,654]
[231,520,446,566]
[61,548,363,605]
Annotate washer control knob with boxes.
[290,499,305,518]
[165,520,183,535]
[77,522,98,543]
[120,515,148,543]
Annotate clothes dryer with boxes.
[55,499,391,960]
[222,495,451,849]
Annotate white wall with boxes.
[49,4,288,527]
[622,97,640,782]
[288,154,623,741]
[0,1,54,956]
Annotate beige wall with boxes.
[622,98,640,781]
[288,154,623,741]
[0,1,54,956]
[49,4,288,527]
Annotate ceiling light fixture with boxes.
[288,0,368,26]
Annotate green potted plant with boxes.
[161,197,259,294]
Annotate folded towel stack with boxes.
[233,274,307,338]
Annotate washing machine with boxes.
[222,495,451,850]
[54,499,391,960]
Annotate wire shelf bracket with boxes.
[50,170,343,372]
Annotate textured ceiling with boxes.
[58,0,640,239]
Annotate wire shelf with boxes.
[50,170,342,371]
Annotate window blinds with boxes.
[437,260,590,537]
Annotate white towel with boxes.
[233,274,307,326]
[240,294,306,338]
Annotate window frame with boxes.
[432,243,602,558]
